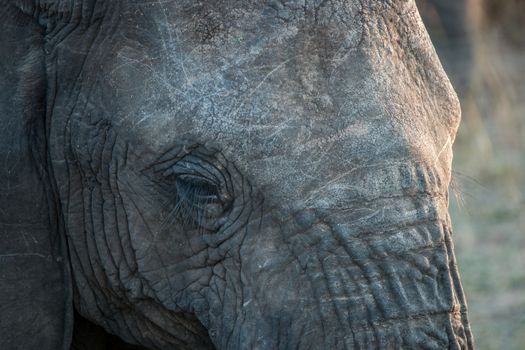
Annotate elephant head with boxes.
[0,1,474,349]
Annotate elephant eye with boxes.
[176,175,220,204]
[174,174,231,229]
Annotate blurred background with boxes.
[416,0,525,348]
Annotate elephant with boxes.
[0,1,474,349]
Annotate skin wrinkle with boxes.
[13,0,471,348]
[122,185,185,322]
[119,149,247,346]
[228,55,300,120]
[318,250,352,348]
[71,127,106,320]
[277,216,330,346]
[95,125,123,288]
[442,223,474,348]
[112,153,140,284]
[87,167,113,293]
[107,141,134,292]
[144,152,242,250]
[229,205,254,348]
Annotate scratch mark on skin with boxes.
[248,56,297,97]
[132,0,195,111]
[135,113,153,126]
[109,54,148,76]
[0,253,47,259]
[113,54,185,98]
[155,2,192,90]
[229,55,300,119]
[434,135,451,166]
[303,161,410,204]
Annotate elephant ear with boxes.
[0,3,73,350]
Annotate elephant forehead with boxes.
[116,74,452,206]
[81,0,455,201]
[109,47,400,165]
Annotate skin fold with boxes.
[0,1,474,349]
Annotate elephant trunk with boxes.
[215,163,474,349]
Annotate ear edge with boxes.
[0,8,73,350]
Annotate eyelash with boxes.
[176,175,220,204]
[170,173,230,230]
[150,150,234,231]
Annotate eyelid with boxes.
[176,173,218,185]
[160,156,232,202]
[168,161,216,179]
[175,174,222,202]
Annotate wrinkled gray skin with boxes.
[0,1,474,349]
